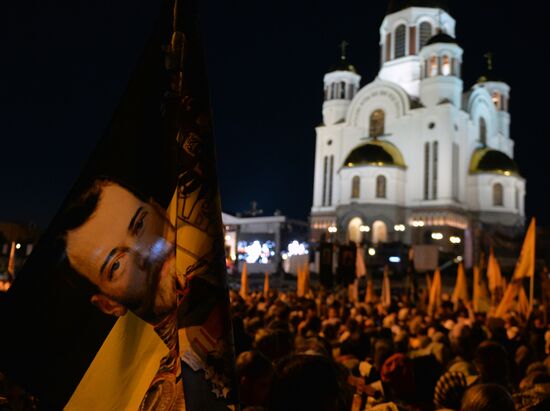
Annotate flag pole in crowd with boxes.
[263,271,270,297]
[240,262,249,299]
[6,241,15,281]
[381,265,391,307]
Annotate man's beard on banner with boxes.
[105,236,178,326]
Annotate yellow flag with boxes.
[473,265,490,313]
[513,217,536,279]
[303,260,310,296]
[348,279,359,302]
[240,262,248,299]
[428,269,442,316]
[487,248,504,290]
[381,266,391,307]
[517,285,530,319]
[452,262,469,308]
[425,272,432,296]
[495,281,520,318]
[355,247,367,278]
[365,278,375,304]
[263,271,269,297]
[7,241,16,279]
[296,265,304,297]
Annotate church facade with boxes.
[310,1,525,264]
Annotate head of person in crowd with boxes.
[380,353,416,402]
[254,328,293,363]
[434,371,469,410]
[460,384,515,411]
[269,354,343,411]
[236,350,273,408]
[474,340,510,386]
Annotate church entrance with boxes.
[372,220,388,243]
[347,217,363,244]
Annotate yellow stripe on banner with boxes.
[65,312,168,411]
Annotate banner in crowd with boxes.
[0,1,237,409]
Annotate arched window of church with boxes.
[479,117,487,145]
[372,220,388,243]
[442,55,451,75]
[376,175,387,198]
[369,109,385,137]
[429,56,438,77]
[340,81,346,99]
[351,176,360,199]
[493,183,503,206]
[492,91,501,110]
[347,217,363,244]
[394,24,406,58]
[419,22,432,49]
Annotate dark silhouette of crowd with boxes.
[2,282,550,410]
[230,284,550,411]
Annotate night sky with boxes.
[2,0,549,229]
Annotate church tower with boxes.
[322,42,361,126]
[378,1,454,98]
[418,31,463,107]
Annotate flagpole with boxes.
[530,271,534,311]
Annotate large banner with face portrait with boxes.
[0,1,237,410]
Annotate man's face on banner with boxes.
[66,182,177,323]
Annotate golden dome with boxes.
[469,147,519,176]
[344,140,406,168]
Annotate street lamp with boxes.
[449,236,461,244]
[327,226,337,242]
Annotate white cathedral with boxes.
[310,1,525,260]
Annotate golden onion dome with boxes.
[344,140,406,168]
[469,147,519,176]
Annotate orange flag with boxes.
[381,266,391,307]
[303,260,310,296]
[495,281,520,318]
[452,262,469,309]
[356,247,367,278]
[517,285,530,319]
[428,269,442,316]
[349,279,359,302]
[513,217,536,279]
[296,264,304,297]
[473,265,490,313]
[240,262,248,299]
[487,248,504,290]
[263,271,269,297]
[7,241,16,279]
[365,278,375,304]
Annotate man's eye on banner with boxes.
[0,1,237,410]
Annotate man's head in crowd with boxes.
[236,350,273,408]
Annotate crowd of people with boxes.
[2,273,550,410]
[230,278,550,411]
